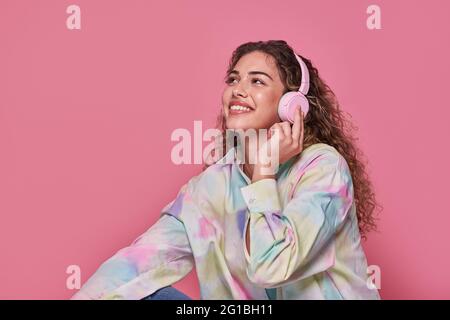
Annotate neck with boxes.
[243,162,254,180]
[240,134,258,179]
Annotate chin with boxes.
[225,119,254,131]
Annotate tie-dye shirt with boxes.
[71,143,380,300]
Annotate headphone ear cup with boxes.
[278,92,309,123]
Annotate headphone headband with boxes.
[293,53,310,96]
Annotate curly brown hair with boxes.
[204,40,381,240]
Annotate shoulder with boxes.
[292,142,350,172]
[194,147,237,186]
[299,143,343,167]
[288,143,352,185]
[169,146,235,200]
[176,162,230,201]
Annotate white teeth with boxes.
[230,105,251,111]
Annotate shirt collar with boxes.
[214,146,297,183]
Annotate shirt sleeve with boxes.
[240,153,353,288]
[70,211,194,300]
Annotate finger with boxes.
[280,122,291,137]
[270,123,284,140]
[268,124,275,139]
[279,122,292,146]
[291,108,301,140]
[299,112,305,149]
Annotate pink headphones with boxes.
[277,52,310,123]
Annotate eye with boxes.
[225,76,238,85]
[225,77,265,85]
[253,78,265,85]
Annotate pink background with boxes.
[1,0,449,299]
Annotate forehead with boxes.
[234,51,279,78]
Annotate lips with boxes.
[229,100,254,109]
[229,107,252,115]
[228,100,254,115]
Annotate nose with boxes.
[232,78,249,98]
[232,87,247,98]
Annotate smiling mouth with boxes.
[229,105,254,115]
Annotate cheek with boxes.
[222,87,232,104]
[254,92,279,116]
[221,91,228,115]
[221,93,226,106]
[257,109,279,127]
[256,89,277,104]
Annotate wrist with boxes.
[251,164,276,182]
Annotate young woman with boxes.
[71,40,380,300]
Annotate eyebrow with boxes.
[228,70,274,81]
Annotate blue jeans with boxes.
[141,286,192,300]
